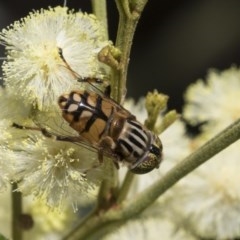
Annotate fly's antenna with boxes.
[58,47,76,76]
[58,47,87,82]
[57,47,111,96]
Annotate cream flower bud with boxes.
[184,66,240,135]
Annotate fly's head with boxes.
[130,133,163,174]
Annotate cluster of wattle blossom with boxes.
[0,6,112,238]
[0,5,240,240]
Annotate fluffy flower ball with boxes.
[0,6,110,110]
[184,66,240,135]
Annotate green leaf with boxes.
[0,233,9,240]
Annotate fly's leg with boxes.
[12,123,82,143]
[79,77,111,97]
[13,122,120,170]
[103,84,111,97]
[12,123,41,131]
[58,47,111,97]
[13,123,105,174]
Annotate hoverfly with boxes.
[16,48,163,174]
[57,88,163,174]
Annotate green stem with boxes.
[91,0,109,40]
[116,171,135,203]
[62,208,97,240]
[91,0,120,218]
[112,0,148,103]
[97,162,119,211]
[0,233,8,240]
[11,183,22,240]
[64,118,240,239]
[117,118,240,216]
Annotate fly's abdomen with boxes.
[58,90,114,143]
[116,119,150,163]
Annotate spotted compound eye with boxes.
[130,134,163,174]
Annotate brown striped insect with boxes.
[56,88,163,174]
[15,49,163,174]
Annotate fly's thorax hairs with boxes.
[116,119,151,163]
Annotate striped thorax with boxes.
[58,90,163,174]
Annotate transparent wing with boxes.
[58,47,133,117]
[33,109,101,154]
[33,108,117,160]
